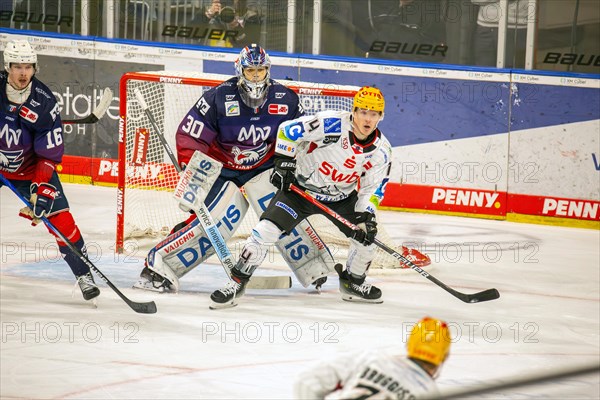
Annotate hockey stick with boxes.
[62,88,113,124]
[133,89,291,290]
[289,184,500,304]
[0,173,157,314]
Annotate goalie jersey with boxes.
[276,110,392,214]
[0,72,63,181]
[294,350,439,399]
[176,77,303,171]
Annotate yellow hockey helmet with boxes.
[406,317,451,367]
[353,86,385,113]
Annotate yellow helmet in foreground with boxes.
[353,86,385,113]
[406,317,451,367]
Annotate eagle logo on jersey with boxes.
[0,149,24,172]
[231,142,269,166]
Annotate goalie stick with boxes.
[63,88,113,124]
[289,184,500,304]
[133,88,291,290]
[0,173,157,314]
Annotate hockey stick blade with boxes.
[63,88,113,124]
[374,239,499,303]
[0,174,157,314]
[248,276,292,290]
[289,184,500,304]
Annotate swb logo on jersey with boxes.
[268,104,288,115]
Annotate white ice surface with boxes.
[1,183,598,399]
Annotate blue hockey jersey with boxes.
[0,72,63,181]
[176,77,303,171]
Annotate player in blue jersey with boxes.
[0,40,100,301]
[136,44,318,290]
[175,43,304,203]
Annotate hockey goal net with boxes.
[117,71,405,269]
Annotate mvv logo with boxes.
[0,124,22,147]
[237,125,271,145]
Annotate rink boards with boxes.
[0,30,598,227]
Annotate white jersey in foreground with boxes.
[276,110,392,213]
[294,350,438,400]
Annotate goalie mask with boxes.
[235,44,271,109]
[406,317,451,368]
[3,40,38,73]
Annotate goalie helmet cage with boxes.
[117,71,405,269]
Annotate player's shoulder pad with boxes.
[270,79,300,101]
[30,77,57,104]
[211,77,240,102]
[21,77,59,126]
[277,114,314,143]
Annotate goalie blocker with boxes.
[135,157,335,292]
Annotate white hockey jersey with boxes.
[294,350,439,400]
[276,111,392,214]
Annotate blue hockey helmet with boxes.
[234,44,271,108]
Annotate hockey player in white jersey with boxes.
[210,86,393,308]
[294,317,451,399]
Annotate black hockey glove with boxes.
[353,211,377,246]
[30,182,57,219]
[270,157,297,191]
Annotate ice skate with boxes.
[76,272,100,301]
[335,264,382,304]
[133,266,174,293]
[210,276,248,309]
[313,276,328,293]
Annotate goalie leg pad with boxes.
[244,170,335,287]
[144,181,249,286]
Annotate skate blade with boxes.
[341,294,383,304]
[209,300,238,310]
[132,278,175,293]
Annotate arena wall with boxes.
[1,29,598,228]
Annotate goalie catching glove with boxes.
[353,211,377,245]
[270,157,297,191]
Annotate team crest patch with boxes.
[323,118,341,133]
[268,104,288,115]
[275,201,298,219]
[225,101,240,116]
